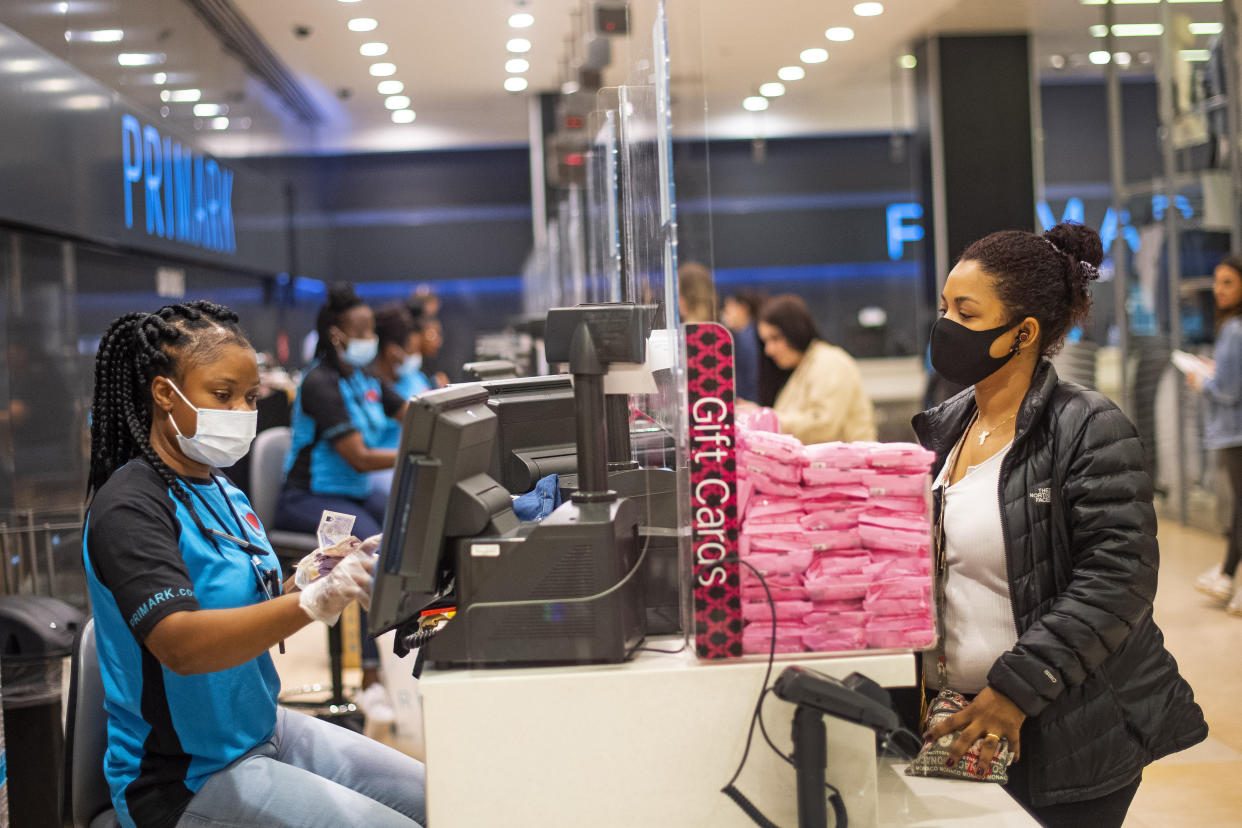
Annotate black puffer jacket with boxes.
[913,359,1207,807]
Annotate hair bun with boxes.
[326,282,362,312]
[1044,222,1104,272]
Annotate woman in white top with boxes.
[912,222,1205,828]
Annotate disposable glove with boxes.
[299,550,376,625]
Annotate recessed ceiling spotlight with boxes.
[777,65,806,81]
[1138,51,1154,64]
[160,105,169,117]
[1088,50,1111,65]
[1181,49,1212,61]
[337,0,363,3]
[853,3,884,16]
[377,80,404,95]
[385,95,411,110]
[1190,22,1224,35]
[800,48,828,64]
[193,103,227,117]
[153,72,167,84]
[208,117,229,130]
[348,18,378,32]
[509,13,535,28]
[359,42,388,57]
[899,54,917,69]
[1114,51,1133,66]
[825,27,855,42]
[504,76,529,92]
[507,38,531,53]
[1089,24,1108,37]
[759,82,786,97]
[369,62,397,77]
[1049,54,1067,69]
[392,109,416,124]
[1111,23,1164,37]
[743,96,769,112]
[118,52,165,66]
[506,58,530,73]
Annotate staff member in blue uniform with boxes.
[274,283,403,698]
[83,301,426,828]
[369,304,431,499]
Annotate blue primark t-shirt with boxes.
[284,360,404,498]
[84,460,282,828]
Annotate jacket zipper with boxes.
[995,449,1023,637]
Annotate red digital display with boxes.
[565,116,585,129]
[564,153,585,167]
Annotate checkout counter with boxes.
[369,305,1038,827]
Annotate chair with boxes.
[63,618,119,828]
[249,427,346,706]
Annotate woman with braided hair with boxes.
[912,223,1204,826]
[84,301,426,828]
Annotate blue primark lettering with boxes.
[128,586,194,629]
[120,114,237,255]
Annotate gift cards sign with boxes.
[686,323,742,659]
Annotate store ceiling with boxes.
[1,0,1231,157]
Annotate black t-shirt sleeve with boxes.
[301,366,357,443]
[87,466,199,642]
[380,380,405,417]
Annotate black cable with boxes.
[636,641,688,655]
[721,556,778,792]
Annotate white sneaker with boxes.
[1228,588,1242,617]
[357,682,395,724]
[1195,564,1234,602]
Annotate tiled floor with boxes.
[271,519,1242,824]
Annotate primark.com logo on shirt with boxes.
[129,587,194,628]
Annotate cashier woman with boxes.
[83,301,426,828]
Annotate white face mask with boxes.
[343,337,379,367]
[399,352,424,377]
[166,381,257,468]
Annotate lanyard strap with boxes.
[932,410,977,691]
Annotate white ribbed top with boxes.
[924,443,1019,694]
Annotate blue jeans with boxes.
[177,707,425,827]
[274,486,388,669]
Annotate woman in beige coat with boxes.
[756,294,876,444]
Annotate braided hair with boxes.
[959,221,1103,357]
[313,282,365,370]
[87,301,252,507]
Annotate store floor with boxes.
[270,519,1242,824]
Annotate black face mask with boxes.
[929,316,1021,387]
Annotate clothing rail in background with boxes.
[0,507,89,614]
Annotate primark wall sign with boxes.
[121,115,237,255]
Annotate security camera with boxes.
[292,24,312,39]
[337,87,352,101]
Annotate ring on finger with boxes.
[983,731,1001,743]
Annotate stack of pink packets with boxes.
[736,416,938,656]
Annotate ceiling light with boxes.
[743,96,769,112]
[1190,22,1224,35]
[384,95,410,110]
[1089,50,1111,65]
[118,53,165,66]
[506,58,530,73]
[193,103,227,117]
[348,18,378,32]
[1114,51,1133,66]
[162,88,201,102]
[369,62,397,77]
[337,0,363,3]
[0,58,42,73]
[64,29,123,43]
[759,82,786,97]
[800,48,828,64]
[899,54,917,69]
[507,38,531,53]
[62,94,108,110]
[1089,24,1108,37]
[29,77,75,93]
[504,76,529,92]
[392,109,416,124]
[1112,23,1164,37]
[561,81,580,95]
[359,42,388,57]
[377,80,404,95]
[1049,54,1067,69]
[153,72,167,84]
[509,13,535,28]
[777,65,806,81]
[160,106,169,117]
[238,117,252,129]
[1181,49,1212,61]
[825,27,855,42]
[853,3,884,16]
[208,117,229,130]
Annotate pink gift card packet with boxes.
[738,450,804,484]
[805,529,862,552]
[743,625,805,654]
[803,628,868,652]
[860,470,928,498]
[802,466,866,486]
[804,575,870,602]
[752,476,803,498]
[865,496,928,515]
[859,524,930,555]
[742,599,813,621]
[745,549,813,575]
[746,496,805,521]
[803,483,871,501]
[800,505,863,531]
[804,441,869,468]
[860,510,931,535]
[865,442,936,471]
[740,430,805,464]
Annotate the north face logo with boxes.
[1029,488,1051,503]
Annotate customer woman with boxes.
[84,301,425,827]
[274,283,404,701]
[914,223,1206,826]
[756,294,876,443]
[1189,254,1242,616]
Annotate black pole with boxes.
[792,704,828,828]
[605,394,637,470]
[573,373,613,499]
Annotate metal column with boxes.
[1106,2,1131,415]
[1223,0,1242,248]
